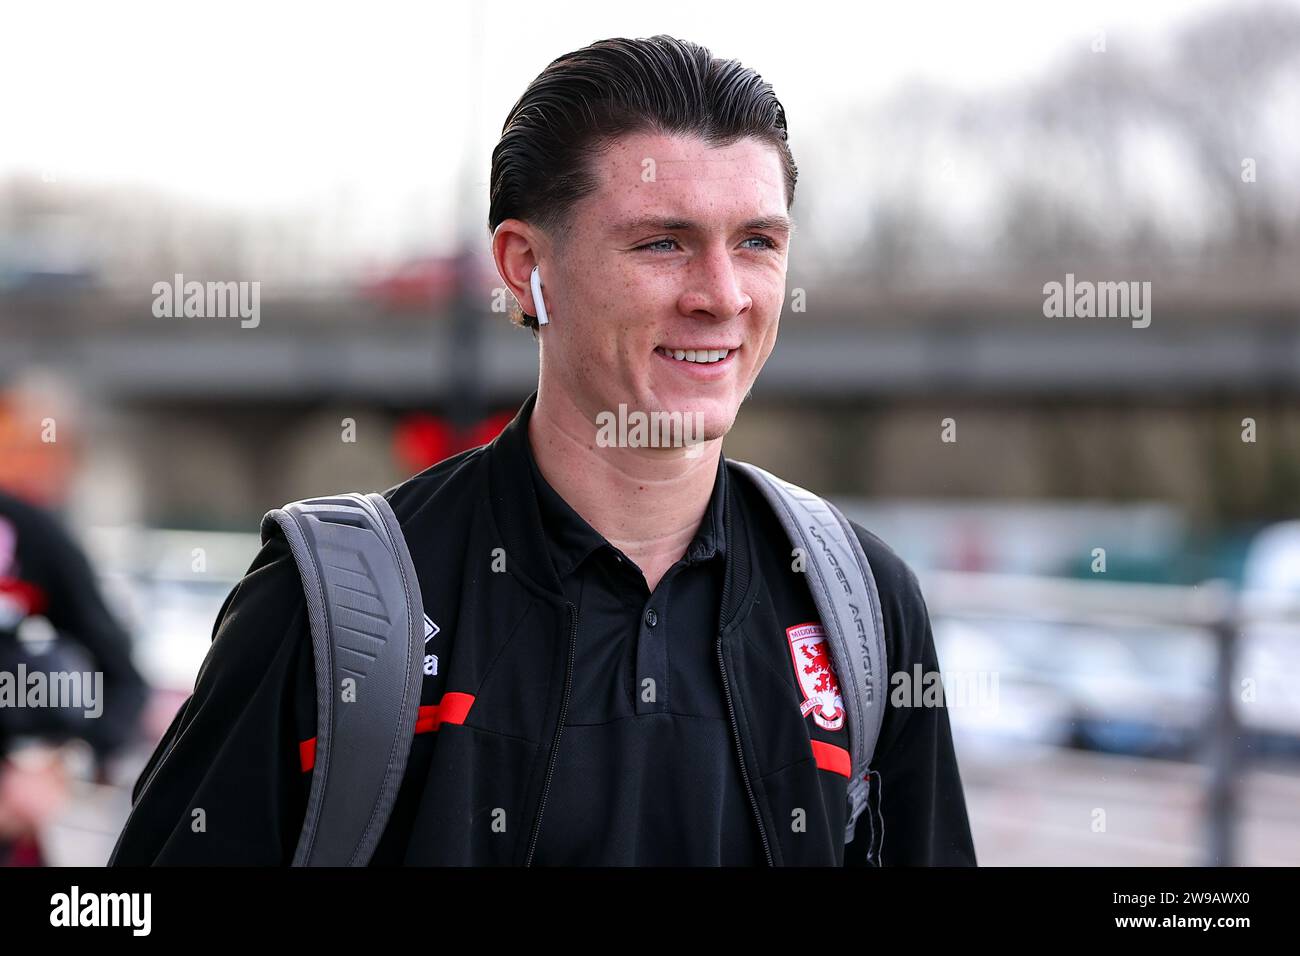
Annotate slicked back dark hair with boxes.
[489,35,798,331]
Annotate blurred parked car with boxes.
[1236,521,1300,756]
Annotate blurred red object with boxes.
[360,257,459,311]
[1,834,45,866]
[359,254,501,312]
[394,409,515,472]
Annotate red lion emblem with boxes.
[801,642,838,695]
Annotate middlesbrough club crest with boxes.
[786,621,844,731]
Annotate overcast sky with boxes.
[0,0,1253,259]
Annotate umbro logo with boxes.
[423,614,440,676]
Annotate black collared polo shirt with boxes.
[523,437,763,865]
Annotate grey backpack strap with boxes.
[731,461,887,847]
[260,492,424,866]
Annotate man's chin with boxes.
[666,401,736,448]
[594,395,736,452]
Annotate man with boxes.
[0,377,149,865]
[110,35,976,866]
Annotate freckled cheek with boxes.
[752,286,784,334]
[570,323,631,373]
[614,265,676,311]
[580,270,643,335]
[608,275,664,359]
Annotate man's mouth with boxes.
[653,346,736,365]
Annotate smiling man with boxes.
[110,35,976,867]
[500,128,788,596]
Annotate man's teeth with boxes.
[656,347,731,364]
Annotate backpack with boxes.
[263,461,887,866]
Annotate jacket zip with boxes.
[716,483,774,866]
[717,633,774,865]
[523,599,578,866]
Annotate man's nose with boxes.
[678,245,752,320]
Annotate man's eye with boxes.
[636,238,680,253]
[743,235,779,250]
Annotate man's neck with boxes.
[528,385,722,592]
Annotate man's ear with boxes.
[491,220,548,326]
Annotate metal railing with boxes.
[921,570,1300,866]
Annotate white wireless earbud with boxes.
[530,265,549,326]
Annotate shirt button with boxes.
[644,607,658,628]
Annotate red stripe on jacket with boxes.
[811,738,851,777]
[298,691,475,773]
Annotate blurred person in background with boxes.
[0,374,148,865]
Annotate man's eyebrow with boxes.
[612,215,794,236]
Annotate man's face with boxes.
[539,131,790,444]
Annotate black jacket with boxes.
[111,391,976,866]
